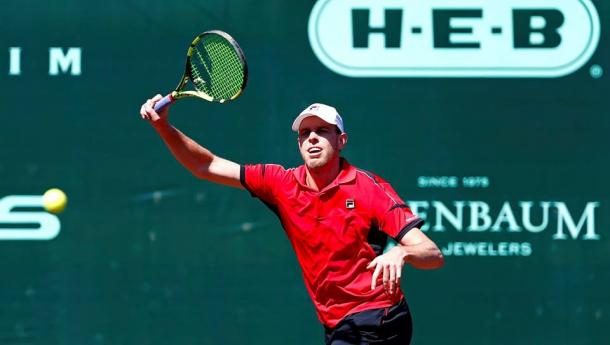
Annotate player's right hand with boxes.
[140,94,170,127]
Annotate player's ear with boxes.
[338,132,348,150]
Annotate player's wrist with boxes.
[151,119,172,132]
[396,245,410,263]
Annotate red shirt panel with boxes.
[240,159,423,327]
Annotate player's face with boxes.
[297,117,347,170]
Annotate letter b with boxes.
[513,10,564,48]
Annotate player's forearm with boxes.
[399,242,444,270]
[153,122,215,178]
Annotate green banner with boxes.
[1,1,608,344]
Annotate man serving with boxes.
[140,96,444,345]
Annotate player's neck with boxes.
[305,158,341,192]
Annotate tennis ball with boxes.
[42,188,68,214]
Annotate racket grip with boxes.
[153,94,175,112]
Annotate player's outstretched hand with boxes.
[140,94,170,127]
[367,246,407,296]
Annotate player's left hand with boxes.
[367,246,407,296]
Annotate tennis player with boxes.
[140,96,444,344]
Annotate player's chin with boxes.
[304,157,328,170]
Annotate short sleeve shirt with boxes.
[240,159,424,328]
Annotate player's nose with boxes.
[307,132,319,143]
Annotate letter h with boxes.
[352,9,402,48]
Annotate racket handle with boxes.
[153,94,175,112]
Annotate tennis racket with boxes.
[154,30,248,112]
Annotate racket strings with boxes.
[193,43,241,97]
[189,57,207,90]
[190,34,245,100]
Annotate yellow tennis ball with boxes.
[43,188,68,214]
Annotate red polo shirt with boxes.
[240,159,424,328]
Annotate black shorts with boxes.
[324,299,413,345]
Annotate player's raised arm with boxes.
[140,95,243,189]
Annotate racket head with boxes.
[175,30,248,103]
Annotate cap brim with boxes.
[291,113,317,132]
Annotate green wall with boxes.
[1,1,608,344]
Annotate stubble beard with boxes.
[300,137,341,171]
[302,150,340,172]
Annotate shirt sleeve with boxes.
[373,180,425,242]
[240,164,287,205]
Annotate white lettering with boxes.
[521,201,550,233]
[442,242,533,256]
[468,201,491,231]
[408,200,601,240]
[9,47,21,75]
[0,196,60,240]
[433,201,464,231]
[553,202,600,240]
[417,176,458,188]
[491,201,521,232]
[49,47,81,75]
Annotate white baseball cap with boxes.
[291,103,345,133]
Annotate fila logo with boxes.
[308,0,600,77]
[346,199,356,209]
